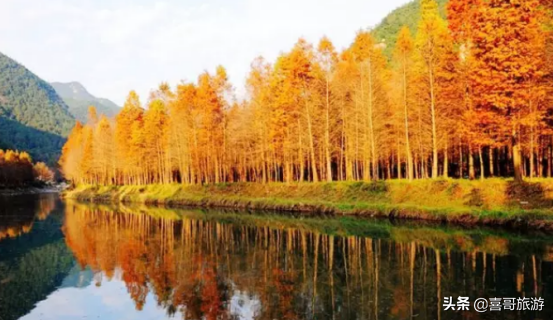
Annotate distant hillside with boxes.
[51,82,119,123]
[372,0,448,59]
[0,52,75,163]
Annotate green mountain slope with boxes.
[51,81,119,123]
[0,52,75,163]
[372,0,448,59]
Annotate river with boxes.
[0,193,552,319]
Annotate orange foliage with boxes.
[1,149,54,186]
[59,0,553,184]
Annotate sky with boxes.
[0,0,410,105]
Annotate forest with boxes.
[59,0,553,186]
[0,149,54,187]
[0,52,74,163]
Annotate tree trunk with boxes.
[458,137,463,178]
[512,128,523,182]
[546,144,552,177]
[304,105,319,182]
[469,146,475,180]
[396,136,402,179]
[530,125,535,178]
[403,58,413,181]
[537,140,543,178]
[427,42,438,179]
[415,153,420,179]
[478,146,484,180]
[367,58,377,180]
[443,139,448,178]
[325,76,332,182]
[489,147,494,177]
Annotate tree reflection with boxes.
[63,204,552,319]
[0,194,72,320]
[0,194,56,241]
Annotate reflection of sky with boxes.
[20,268,261,320]
[229,290,261,320]
[21,273,180,320]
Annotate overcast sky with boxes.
[0,0,409,105]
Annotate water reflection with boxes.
[59,202,552,319]
[0,194,74,320]
[0,196,552,319]
[0,194,56,241]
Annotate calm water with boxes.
[0,194,552,320]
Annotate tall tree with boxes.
[115,91,143,184]
[415,0,451,178]
[350,31,388,180]
[316,37,338,182]
[393,27,415,180]
[471,0,545,181]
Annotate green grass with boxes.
[64,178,553,230]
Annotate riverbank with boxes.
[64,178,553,232]
[0,184,65,196]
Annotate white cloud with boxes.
[0,0,410,105]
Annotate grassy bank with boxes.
[64,178,553,231]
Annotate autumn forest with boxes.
[59,0,553,186]
[0,149,54,187]
[2,1,554,320]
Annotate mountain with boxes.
[51,81,119,123]
[0,52,75,164]
[371,0,448,59]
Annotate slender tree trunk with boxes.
[413,155,418,179]
[489,147,494,177]
[325,75,332,182]
[537,140,543,178]
[304,105,319,182]
[393,134,398,179]
[546,144,552,177]
[530,125,535,178]
[346,138,353,181]
[367,59,377,180]
[402,56,413,181]
[469,145,475,180]
[512,127,523,182]
[285,130,292,183]
[340,104,347,181]
[458,137,463,178]
[478,146,485,180]
[443,139,448,178]
[427,41,438,178]
[520,154,529,178]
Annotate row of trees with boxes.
[0,149,54,187]
[59,0,553,185]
